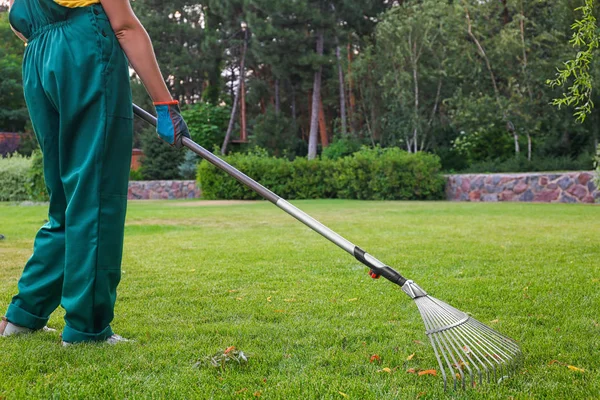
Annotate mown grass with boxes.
[0,200,598,399]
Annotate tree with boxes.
[0,12,28,133]
[547,0,599,123]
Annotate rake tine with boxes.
[427,305,470,389]
[429,306,478,387]
[403,280,522,390]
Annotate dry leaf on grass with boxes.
[406,368,417,374]
[347,298,358,302]
[254,391,261,397]
[338,392,348,398]
[267,296,272,302]
[548,360,585,372]
[369,354,380,363]
[413,340,424,345]
[418,369,437,376]
[377,367,392,373]
[491,319,499,324]
[406,353,415,361]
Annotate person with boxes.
[0,0,190,345]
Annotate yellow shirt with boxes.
[54,0,100,7]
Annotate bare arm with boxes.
[9,0,28,43]
[99,0,172,103]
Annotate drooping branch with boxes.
[221,28,249,155]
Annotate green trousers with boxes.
[7,0,133,343]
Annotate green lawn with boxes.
[0,200,598,399]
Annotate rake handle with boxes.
[133,104,407,287]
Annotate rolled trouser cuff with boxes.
[62,324,114,344]
[5,303,49,331]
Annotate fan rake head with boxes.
[402,280,522,390]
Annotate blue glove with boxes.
[154,100,190,148]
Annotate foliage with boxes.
[463,153,594,174]
[250,108,302,159]
[0,153,30,201]
[547,0,599,122]
[180,102,230,150]
[198,146,445,200]
[321,136,362,160]
[129,169,144,181]
[140,128,185,180]
[0,13,28,133]
[26,150,48,202]
[333,147,445,200]
[178,149,200,180]
[15,132,39,157]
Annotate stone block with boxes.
[513,182,528,194]
[519,190,535,202]
[578,173,593,185]
[567,184,588,200]
[557,176,574,190]
[559,193,577,204]
[481,194,498,202]
[469,191,481,201]
[499,190,516,201]
[533,189,560,202]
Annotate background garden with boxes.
[2,0,600,202]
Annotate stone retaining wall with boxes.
[446,172,598,204]
[128,180,200,200]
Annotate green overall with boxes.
[7,0,133,343]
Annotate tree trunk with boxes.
[308,30,324,160]
[319,97,329,147]
[291,83,297,123]
[347,43,357,135]
[464,2,499,98]
[240,77,247,142]
[221,29,248,154]
[275,79,281,115]
[336,42,347,136]
[410,31,420,153]
[527,134,532,161]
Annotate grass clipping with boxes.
[195,346,249,370]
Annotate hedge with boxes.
[198,147,446,200]
[0,154,31,201]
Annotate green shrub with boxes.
[180,102,230,150]
[27,150,48,201]
[321,136,362,160]
[140,128,185,180]
[463,153,593,174]
[198,147,445,200]
[129,168,144,181]
[0,154,31,201]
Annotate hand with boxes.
[153,100,190,148]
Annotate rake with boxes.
[133,104,522,390]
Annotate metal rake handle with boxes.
[133,104,407,287]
